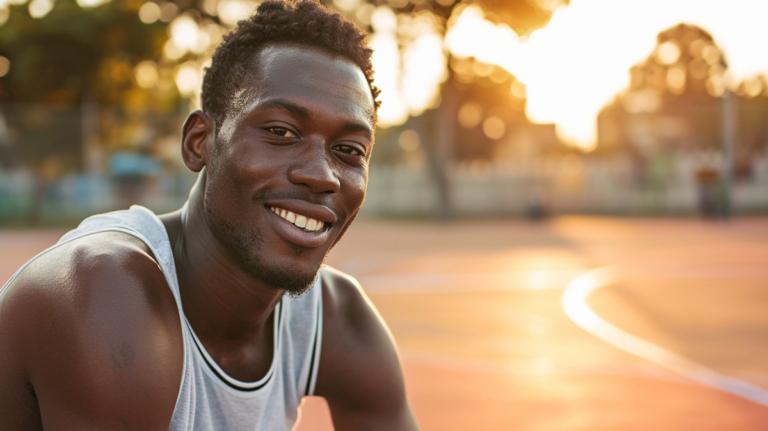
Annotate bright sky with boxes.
[373,0,768,151]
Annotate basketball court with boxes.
[3,216,768,430]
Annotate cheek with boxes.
[344,169,368,208]
[206,150,273,215]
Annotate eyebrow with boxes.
[259,99,310,119]
[258,98,374,139]
[343,121,374,141]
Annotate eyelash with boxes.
[266,127,298,138]
[335,144,363,156]
[264,127,365,157]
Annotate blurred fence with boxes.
[0,169,196,223]
[361,152,768,217]
[3,151,767,223]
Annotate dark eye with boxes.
[267,127,298,138]
[335,144,362,156]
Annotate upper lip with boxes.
[264,199,339,225]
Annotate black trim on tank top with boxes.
[186,302,283,392]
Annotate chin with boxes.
[253,262,320,298]
[228,227,322,297]
[206,202,323,297]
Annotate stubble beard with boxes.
[203,180,322,298]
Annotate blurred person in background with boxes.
[0,1,419,430]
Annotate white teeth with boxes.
[270,206,325,232]
[294,215,307,228]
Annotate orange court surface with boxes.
[3,216,768,430]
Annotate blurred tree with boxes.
[352,0,564,35]
[0,0,169,106]
[0,0,569,221]
[0,0,191,222]
[335,0,570,220]
[597,23,768,210]
[597,24,730,156]
[627,24,728,98]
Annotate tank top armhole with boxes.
[305,285,323,396]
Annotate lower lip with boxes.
[266,207,332,248]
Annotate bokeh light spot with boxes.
[371,6,396,33]
[218,0,258,26]
[483,116,506,140]
[0,56,10,78]
[490,67,508,84]
[656,41,680,65]
[355,3,374,26]
[76,0,109,8]
[667,65,686,93]
[398,129,421,152]
[333,0,360,12]
[175,62,200,96]
[170,14,200,52]
[744,77,763,98]
[163,39,185,60]
[702,45,721,66]
[706,75,725,97]
[458,102,482,129]
[134,61,159,88]
[138,2,161,24]
[28,0,54,18]
[159,2,178,22]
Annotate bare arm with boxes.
[0,232,183,430]
[313,267,419,431]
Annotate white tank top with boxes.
[3,205,324,431]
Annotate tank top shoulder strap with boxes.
[57,205,184,309]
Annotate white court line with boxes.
[562,267,768,407]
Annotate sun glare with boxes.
[371,0,768,151]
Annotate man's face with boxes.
[203,44,375,295]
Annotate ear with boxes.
[181,110,215,173]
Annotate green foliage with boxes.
[0,0,168,105]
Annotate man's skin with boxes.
[0,44,419,430]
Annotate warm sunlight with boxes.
[374,0,768,151]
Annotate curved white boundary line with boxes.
[562,267,768,407]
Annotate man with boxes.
[0,1,419,430]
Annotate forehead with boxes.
[243,44,374,125]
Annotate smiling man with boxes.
[0,1,419,430]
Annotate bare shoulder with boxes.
[318,266,395,361]
[318,265,378,327]
[315,266,418,430]
[0,231,183,430]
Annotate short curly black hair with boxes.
[201,0,380,130]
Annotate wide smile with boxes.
[265,203,335,249]
[268,206,328,232]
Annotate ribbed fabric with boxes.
[3,206,323,431]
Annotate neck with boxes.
[162,173,283,345]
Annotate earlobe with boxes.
[181,110,215,173]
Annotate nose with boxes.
[287,140,341,194]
